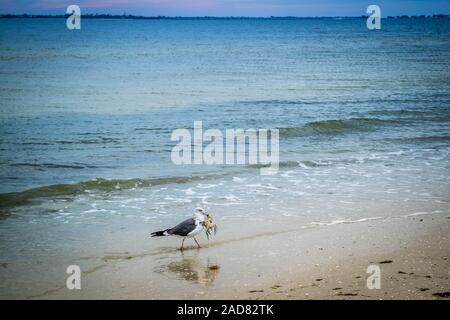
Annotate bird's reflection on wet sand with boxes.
[154,251,220,285]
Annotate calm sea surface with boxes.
[0,18,449,297]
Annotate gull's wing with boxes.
[168,218,198,237]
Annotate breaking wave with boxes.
[279,118,401,137]
[0,175,220,211]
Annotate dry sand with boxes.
[232,216,450,300]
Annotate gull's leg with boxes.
[194,237,201,248]
[180,237,185,251]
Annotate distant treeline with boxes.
[0,13,449,19]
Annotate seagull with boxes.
[151,207,209,250]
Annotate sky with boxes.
[0,0,449,17]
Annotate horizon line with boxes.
[1,13,449,19]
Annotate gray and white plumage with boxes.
[151,207,208,250]
[156,218,202,237]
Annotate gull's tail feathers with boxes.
[150,229,171,237]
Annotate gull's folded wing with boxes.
[168,218,197,237]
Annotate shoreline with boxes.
[30,210,449,300]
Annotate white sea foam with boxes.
[184,188,196,195]
[310,216,384,227]
[406,210,444,217]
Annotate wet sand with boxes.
[33,211,450,300]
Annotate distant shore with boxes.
[0,14,449,20]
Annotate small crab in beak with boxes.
[203,212,218,240]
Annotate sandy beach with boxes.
[236,214,450,300]
[26,210,448,300]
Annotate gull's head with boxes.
[194,207,208,220]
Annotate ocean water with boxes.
[0,17,449,298]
